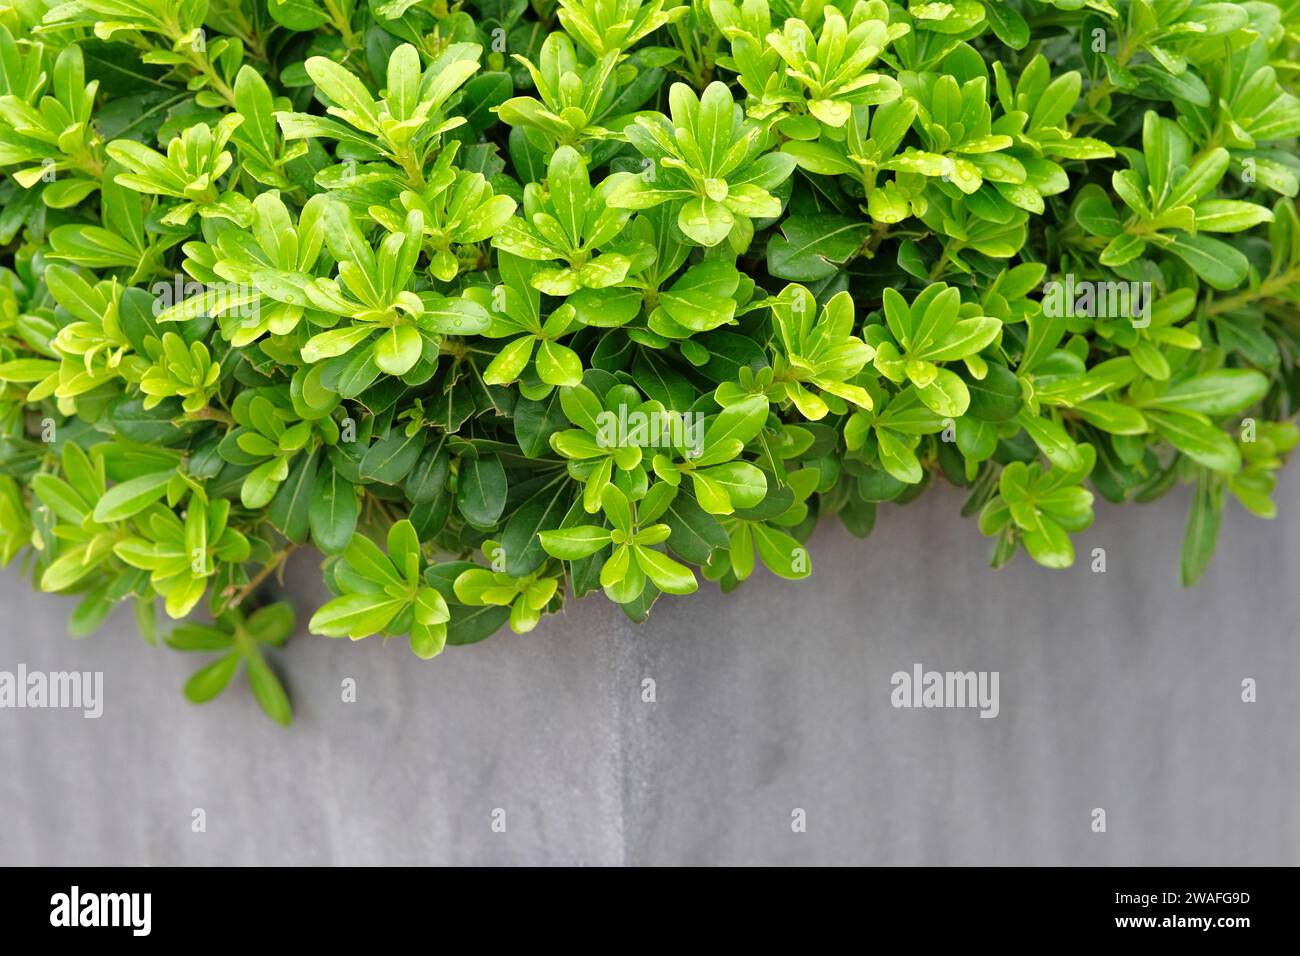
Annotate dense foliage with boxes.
[1,0,1299,722]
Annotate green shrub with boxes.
[1,0,1298,723]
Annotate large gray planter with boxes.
[2,472,1298,865]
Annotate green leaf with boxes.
[233,65,277,160]
[500,478,569,574]
[984,2,1029,48]
[446,603,512,645]
[1073,401,1148,436]
[0,358,59,382]
[1018,411,1087,472]
[1021,514,1073,569]
[1141,371,1268,416]
[184,653,241,703]
[661,493,729,563]
[457,453,507,527]
[309,593,406,638]
[246,653,292,725]
[600,482,632,533]
[309,463,358,555]
[374,325,423,376]
[1074,194,1123,237]
[269,0,330,30]
[751,524,811,580]
[268,448,319,545]
[1147,410,1241,473]
[540,526,613,559]
[877,428,923,483]
[678,197,734,247]
[33,474,90,524]
[963,364,1020,421]
[767,215,871,281]
[698,461,767,510]
[514,391,568,458]
[343,533,403,588]
[1194,200,1273,234]
[247,603,295,645]
[1180,474,1222,587]
[535,340,583,386]
[1161,234,1248,291]
[92,470,174,523]
[361,429,424,484]
[633,545,697,594]
[41,548,98,592]
[483,336,535,385]
[304,56,379,131]
[915,368,970,417]
[704,395,768,449]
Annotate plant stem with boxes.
[226,546,297,611]
[1206,268,1300,317]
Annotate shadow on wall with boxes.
[1,472,1299,865]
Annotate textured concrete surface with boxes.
[2,467,1298,866]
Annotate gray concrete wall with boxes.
[2,468,1298,866]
